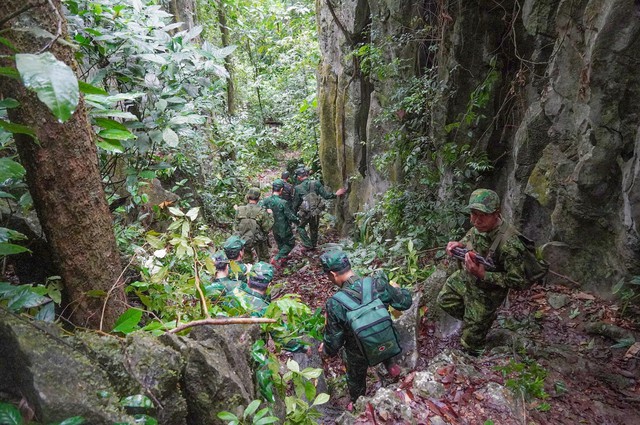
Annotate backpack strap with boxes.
[332,277,374,310]
[486,220,515,260]
[361,277,374,305]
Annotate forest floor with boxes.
[256,160,640,425]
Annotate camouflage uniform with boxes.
[260,179,300,260]
[321,251,412,402]
[437,189,527,354]
[234,188,273,263]
[293,169,337,249]
[223,235,250,282]
[280,171,295,210]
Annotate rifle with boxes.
[450,247,496,271]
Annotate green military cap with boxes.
[249,261,275,287]
[320,250,351,273]
[246,187,261,200]
[212,250,229,266]
[223,235,245,256]
[295,166,309,177]
[467,189,500,213]
[272,178,285,190]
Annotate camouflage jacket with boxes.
[323,272,412,357]
[293,179,336,212]
[229,260,249,283]
[230,285,270,317]
[234,203,274,243]
[260,194,299,237]
[459,219,528,290]
[204,276,242,302]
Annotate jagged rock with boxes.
[392,291,421,369]
[547,292,570,309]
[354,387,414,423]
[413,371,446,398]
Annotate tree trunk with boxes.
[217,1,235,115]
[0,0,127,330]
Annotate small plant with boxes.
[280,359,329,425]
[0,402,85,425]
[217,399,278,425]
[612,275,640,315]
[495,358,550,410]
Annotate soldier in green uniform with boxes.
[204,250,242,300]
[318,251,412,407]
[230,261,274,317]
[234,187,274,262]
[437,189,528,355]
[260,179,300,266]
[223,235,250,283]
[280,171,295,210]
[292,167,346,250]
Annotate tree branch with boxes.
[167,317,277,334]
[325,0,354,45]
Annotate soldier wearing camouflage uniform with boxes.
[280,171,295,210]
[230,261,274,317]
[292,167,346,250]
[437,189,528,355]
[260,179,300,264]
[223,235,250,283]
[204,250,242,300]
[234,188,274,262]
[319,251,412,405]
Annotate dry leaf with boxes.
[624,342,640,360]
[573,292,596,300]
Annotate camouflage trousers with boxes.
[244,240,270,263]
[273,232,295,260]
[297,214,320,249]
[342,348,369,402]
[437,270,508,353]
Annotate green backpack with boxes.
[332,277,402,366]
[299,181,324,218]
[236,204,271,245]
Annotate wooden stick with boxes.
[167,317,277,334]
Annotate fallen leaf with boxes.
[624,342,640,360]
[573,292,596,300]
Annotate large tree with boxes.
[0,0,127,329]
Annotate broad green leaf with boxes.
[91,110,138,120]
[94,118,128,131]
[98,129,136,141]
[254,417,279,425]
[312,392,330,406]
[168,114,205,125]
[286,359,300,373]
[97,139,125,153]
[168,206,184,216]
[0,158,26,182]
[185,207,200,221]
[112,308,143,334]
[162,127,179,147]
[7,286,49,311]
[216,411,238,421]
[243,400,260,419]
[0,191,15,200]
[35,302,55,322]
[0,67,19,79]
[139,170,155,180]
[16,53,79,123]
[0,243,30,256]
[0,402,21,425]
[78,81,108,95]
[0,37,17,52]
[0,99,19,109]
[0,119,37,139]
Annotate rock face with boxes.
[0,308,261,425]
[316,0,640,292]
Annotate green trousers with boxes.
[297,214,320,249]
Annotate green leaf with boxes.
[35,302,55,322]
[0,191,15,200]
[112,308,143,334]
[78,81,108,95]
[0,157,26,182]
[0,67,19,79]
[15,53,79,123]
[185,207,200,221]
[162,127,179,147]
[254,417,279,425]
[243,400,260,419]
[94,118,128,131]
[91,110,138,120]
[286,359,300,373]
[98,129,136,141]
[54,416,85,425]
[0,243,30,256]
[216,411,238,421]
[97,139,125,153]
[0,99,19,109]
[312,392,330,406]
[7,286,49,311]
[0,119,37,139]
[0,402,22,425]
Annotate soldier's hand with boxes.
[335,187,347,196]
[464,251,486,280]
[389,280,399,288]
[446,241,464,256]
[318,342,325,356]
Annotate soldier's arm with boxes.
[323,299,345,356]
[283,203,300,224]
[374,272,413,311]
[480,237,527,289]
[316,180,338,200]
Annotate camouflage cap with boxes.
[249,261,275,287]
[272,178,285,190]
[212,250,229,267]
[295,166,309,177]
[320,250,351,273]
[281,171,290,180]
[246,187,261,200]
[467,189,500,213]
[223,235,245,257]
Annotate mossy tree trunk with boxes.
[0,0,127,329]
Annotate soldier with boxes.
[437,189,528,356]
[234,187,274,262]
[204,250,242,300]
[318,250,412,408]
[230,261,274,317]
[280,171,295,210]
[223,235,250,283]
[260,179,300,267]
[292,167,346,251]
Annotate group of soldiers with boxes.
[209,185,536,410]
[234,166,346,267]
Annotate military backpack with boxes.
[299,181,324,218]
[332,277,402,366]
[236,204,272,246]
